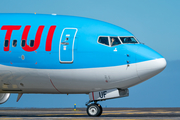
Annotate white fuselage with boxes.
[0,58,166,94]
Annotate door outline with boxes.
[59,28,78,63]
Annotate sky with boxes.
[0,0,180,108]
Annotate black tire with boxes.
[87,103,102,117]
[97,104,103,116]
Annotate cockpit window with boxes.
[119,37,138,43]
[98,36,138,47]
[98,37,109,46]
[110,37,121,46]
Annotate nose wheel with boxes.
[86,103,103,117]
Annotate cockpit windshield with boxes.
[110,37,121,46]
[119,37,138,44]
[98,36,138,47]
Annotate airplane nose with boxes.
[136,45,167,81]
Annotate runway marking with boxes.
[126,113,138,115]
[174,111,180,113]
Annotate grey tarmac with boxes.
[1,108,180,120]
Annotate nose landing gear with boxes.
[86,88,129,117]
[86,101,102,117]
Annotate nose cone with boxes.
[136,45,166,81]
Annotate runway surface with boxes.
[1,108,180,120]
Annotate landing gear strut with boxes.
[86,88,129,116]
[86,101,103,117]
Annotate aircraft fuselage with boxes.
[0,14,166,94]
